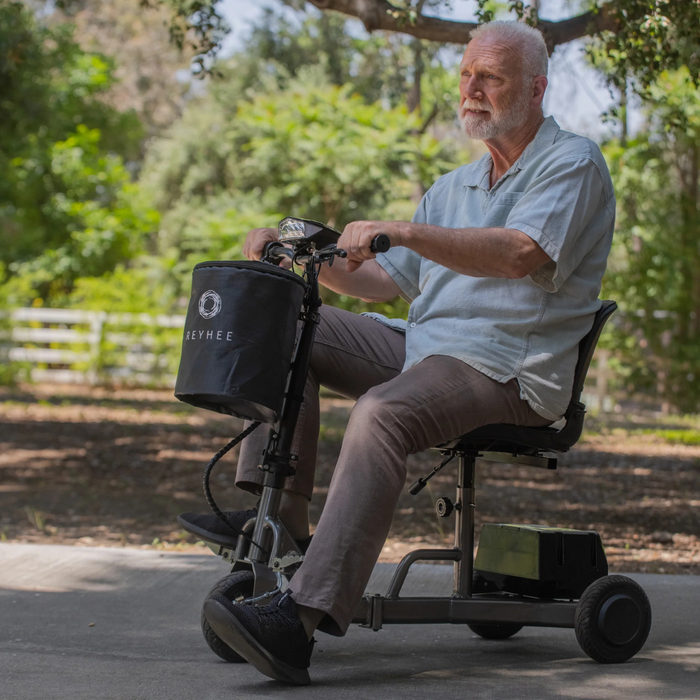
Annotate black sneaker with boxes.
[203,589,313,685]
[177,507,259,548]
[177,508,313,552]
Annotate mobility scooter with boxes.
[174,217,651,677]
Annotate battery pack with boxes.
[474,523,608,599]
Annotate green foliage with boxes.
[231,78,454,226]
[0,2,151,304]
[640,429,700,447]
[6,126,159,304]
[234,9,459,117]
[588,1,700,91]
[67,266,170,313]
[0,4,142,158]
[602,70,700,412]
[141,65,466,312]
[135,0,700,97]
[56,0,229,75]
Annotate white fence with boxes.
[0,307,615,409]
[1,307,185,387]
[581,349,613,412]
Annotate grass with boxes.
[641,429,700,446]
[583,410,700,446]
[585,424,700,446]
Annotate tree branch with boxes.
[539,5,618,53]
[308,0,619,51]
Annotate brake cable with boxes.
[202,421,270,555]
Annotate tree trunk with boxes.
[689,143,700,337]
[406,39,423,115]
[620,81,628,147]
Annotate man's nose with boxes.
[463,75,483,100]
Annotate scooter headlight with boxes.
[277,216,341,249]
[278,217,307,242]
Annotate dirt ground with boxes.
[1,383,699,575]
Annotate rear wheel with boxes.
[201,570,255,663]
[467,622,523,640]
[575,575,651,663]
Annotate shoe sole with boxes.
[177,515,313,554]
[176,515,239,549]
[203,599,311,686]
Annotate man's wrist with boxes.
[391,220,412,248]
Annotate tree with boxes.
[50,0,193,137]
[135,1,700,93]
[139,65,466,309]
[209,8,457,124]
[602,70,700,412]
[4,124,158,306]
[0,2,154,304]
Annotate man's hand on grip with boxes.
[339,221,398,273]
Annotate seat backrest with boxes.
[545,299,617,448]
[568,300,617,409]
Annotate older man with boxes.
[179,20,615,684]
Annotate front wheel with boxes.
[201,570,255,663]
[574,575,651,663]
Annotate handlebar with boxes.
[262,234,391,267]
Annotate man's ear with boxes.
[532,76,548,107]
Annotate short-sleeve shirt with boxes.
[366,116,615,421]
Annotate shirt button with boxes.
[410,322,417,328]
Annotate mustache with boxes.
[459,101,493,116]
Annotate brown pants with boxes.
[235,305,549,635]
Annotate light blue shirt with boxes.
[367,117,615,421]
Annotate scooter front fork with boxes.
[209,483,305,601]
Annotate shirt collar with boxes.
[462,116,561,190]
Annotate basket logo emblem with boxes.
[198,290,222,319]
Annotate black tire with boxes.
[575,575,652,663]
[467,623,523,640]
[201,570,255,663]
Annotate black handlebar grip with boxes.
[262,240,289,265]
[263,241,283,256]
[370,234,391,254]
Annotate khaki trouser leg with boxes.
[289,354,550,636]
[234,304,549,636]
[234,305,406,499]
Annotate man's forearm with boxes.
[394,222,549,278]
[344,221,550,279]
[397,222,550,278]
[318,258,401,303]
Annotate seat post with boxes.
[453,452,476,598]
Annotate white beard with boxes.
[458,87,532,140]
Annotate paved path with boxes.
[1,543,698,699]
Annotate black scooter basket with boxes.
[174,260,306,424]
